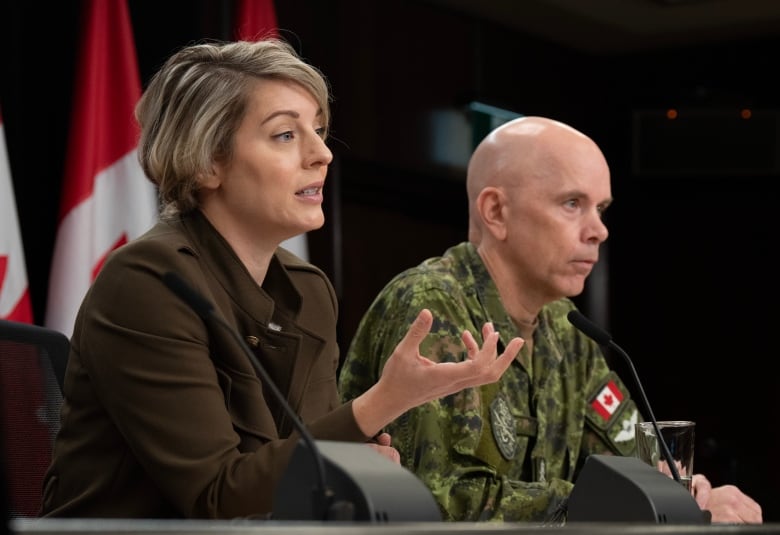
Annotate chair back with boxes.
[0,319,68,518]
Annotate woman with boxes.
[40,38,522,519]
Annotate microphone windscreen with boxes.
[567,310,612,345]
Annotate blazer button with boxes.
[245,336,260,348]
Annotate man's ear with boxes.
[476,186,508,241]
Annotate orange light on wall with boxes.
[740,108,752,119]
[666,108,678,120]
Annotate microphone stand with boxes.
[162,272,334,519]
[607,339,683,485]
[567,310,682,485]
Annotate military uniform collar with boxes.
[455,243,526,343]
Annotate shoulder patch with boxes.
[585,371,639,456]
[590,378,624,421]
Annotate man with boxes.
[339,116,762,524]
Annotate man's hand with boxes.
[692,474,762,524]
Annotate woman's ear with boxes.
[198,164,221,190]
[476,186,508,241]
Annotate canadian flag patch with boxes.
[591,380,624,421]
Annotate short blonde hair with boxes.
[135,39,331,216]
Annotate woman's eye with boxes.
[274,131,294,141]
[315,127,326,138]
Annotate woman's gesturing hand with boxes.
[352,309,523,437]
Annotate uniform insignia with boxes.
[490,394,517,460]
[538,459,547,483]
[614,408,638,442]
[590,379,624,421]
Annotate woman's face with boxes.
[202,78,332,250]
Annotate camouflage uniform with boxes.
[339,242,640,522]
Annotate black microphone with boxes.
[161,271,441,522]
[567,309,682,485]
[161,272,332,519]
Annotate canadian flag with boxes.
[234,0,278,41]
[233,0,310,262]
[44,0,158,338]
[591,379,624,421]
[0,109,33,323]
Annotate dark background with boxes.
[2,0,778,521]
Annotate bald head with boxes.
[466,116,608,243]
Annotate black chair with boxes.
[0,319,69,518]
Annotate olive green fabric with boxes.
[339,242,640,522]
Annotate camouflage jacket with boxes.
[339,241,640,522]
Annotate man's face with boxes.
[504,148,612,304]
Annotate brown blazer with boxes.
[41,210,367,519]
